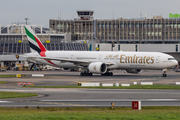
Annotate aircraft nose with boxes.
[174,60,178,66]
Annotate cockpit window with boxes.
[168,58,175,60]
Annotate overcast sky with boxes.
[0,0,180,27]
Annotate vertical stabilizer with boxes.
[24,25,47,53]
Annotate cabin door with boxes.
[70,54,75,60]
[156,56,160,63]
[99,55,102,61]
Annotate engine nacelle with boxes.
[125,69,142,74]
[88,62,107,74]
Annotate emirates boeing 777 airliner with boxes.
[22,25,178,77]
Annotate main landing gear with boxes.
[101,72,113,76]
[162,69,167,77]
[80,72,93,76]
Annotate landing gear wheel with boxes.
[162,73,167,77]
[110,72,113,76]
[101,72,113,76]
[80,72,84,76]
[162,69,167,77]
[80,72,93,76]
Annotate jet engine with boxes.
[125,69,142,74]
[88,62,107,74]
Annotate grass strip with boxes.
[0,75,16,78]
[0,81,6,84]
[0,107,180,120]
[24,85,180,89]
[0,92,38,99]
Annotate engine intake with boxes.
[88,62,107,74]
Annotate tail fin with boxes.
[24,25,47,53]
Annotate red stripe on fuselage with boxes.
[40,51,57,66]
[40,51,46,57]
[47,60,57,66]
[35,36,57,66]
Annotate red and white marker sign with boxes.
[27,82,31,86]
[17,82,22,85]
[132,101,141,110]
[22,82,26,86]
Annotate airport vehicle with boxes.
[23,25,178,77]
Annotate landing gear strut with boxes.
[80,72,93,76]
[101,72,113,76]
[162,69,167,77]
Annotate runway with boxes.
[0,70,180,107]
[1,88,180,107]
[1,70,180,86]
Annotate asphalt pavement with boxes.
[0,88,180,107]
[0,70,180,107]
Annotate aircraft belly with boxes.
[116,62,163,70]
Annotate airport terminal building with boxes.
[49,11,180,67]
[50,11,180,43]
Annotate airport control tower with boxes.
[76,10,95,51]
[50,10,96,51]
[77,10,94,20]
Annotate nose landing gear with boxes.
[162,73,167,77]
[162,69,167,77]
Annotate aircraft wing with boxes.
[41,57,90,64]
[41,57,114,66]
[25,56,114,66]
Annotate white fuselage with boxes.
[25,51,178,70]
